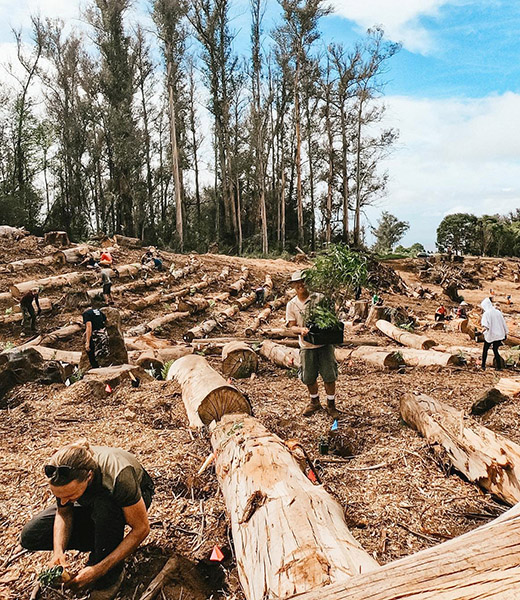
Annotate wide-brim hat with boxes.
[290,270,306,283]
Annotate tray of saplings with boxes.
[303,297,344,346]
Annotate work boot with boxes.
[326,398,342,419]
[89,568,125,600]
[302,397,321,416]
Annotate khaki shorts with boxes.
[299,345,338,385]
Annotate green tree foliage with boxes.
[371,211,409,254]
[436,213,479,254]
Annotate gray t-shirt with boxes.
[100,269,112,285]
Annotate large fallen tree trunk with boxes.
[290,501,520,600]
[182,299,243,343]
[376,320,438,350]
[221,341,258,378]
[7,255,55,272]
[351,346,462,367]
[127,310,190,337]
[168,261,199,282]
[234,291,257,310]
[13,298,53,314]
[53,245,94,265]
[259,340,300,368]
[166,355,251,428]
[30,346,81,365]
[211,415,378,600]
[400,392,520,505]
[335,346,404,370]
[88,276,167,300]
[128,290,177,311]
[11,271,91,296]
[114,234,142,248]
[22,321,84,348]
[504,333,520,347]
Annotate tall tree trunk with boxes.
[294,61,304,247]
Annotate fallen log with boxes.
[168,262,198,282]
[335,346,404,370]
[7,255,55,272]
[13,298,53,314]
[291,501,520,600]
[114,234,142,248]
[234,291,257,310]
[229,266,249,296]
[376,319,438,350]
[211,414,378,600]
[504,333,520,347]
[221,341,258,378]
[30,346,81,364]
[128,291,177,311]
[130,346,194,370]
[124,334,175,350]
[0,299,53,324]
[54,245,93,265]
[112,262,141,278]
[166,354,251,428]
[11,272,91,296]
[446,317,471,335]
[128,311,190,337]
[259,340,300,368]
[259,327,298,339]
[495,377,520,398]
[401,392,520,505]
[399,347,462,367]
[83,364,152,388]
[88,276,167,300]
[19,321,84,349]
[245,292,293,337]
[183,318,218,343]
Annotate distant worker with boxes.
[435,304,447,322]
[20,439,154,600]
[20,287,41,336]
[83,305,109,369]
[99,251,113,268]
[456,301,468,319]
[480,297,508,371]
[79,252,98,269]
[507,295,513,306]
[96,266,113,305]
[286,270,341,418]
[372,293,383,306]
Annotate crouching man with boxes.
[286,270,341,418]
[20,440,154,600]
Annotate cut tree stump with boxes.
[221,341,258,378]
[114,234,142,248]
[351,300,369,322]
[400,392,520,504]
[471,388,509,415]
[376,320,437,350]
[446,318,471,335]
[290,501,520,600]
[365,305,388,328]
[44,231,69,246]
[54,245,93,265]
[335,347,404,369]
[166,354,251,428]
[211,414,379,600]
[259,340,300,368]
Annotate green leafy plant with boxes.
[5,307,12,315]
[304,297,340,329]
[69,368,84,384]
[398,322,415,332]
[161,360,175,380]
[38,565,71,587]
[0,340,15,351]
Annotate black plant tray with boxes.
[304,321,344,345]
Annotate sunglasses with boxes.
[44,465,73,479]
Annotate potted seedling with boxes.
[303,297,344,346]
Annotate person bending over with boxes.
[480,297,508,370]
[20,440,154,600]
[20,286,41,335]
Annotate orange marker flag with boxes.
[307,469,317,483]
[210,545,224,562]
[105,384,112,393]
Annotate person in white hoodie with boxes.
[480,297,508,370]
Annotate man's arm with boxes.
[69,499,150,589]
[34,294,41,314]
[50,504,74,567]
[85,321,93,351]
[287,319,308,336]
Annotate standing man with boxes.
[20,286,41,336]
[96,266,113,305]
[83,305,108,369]
[286,270,340,418]
[480,297,508,370]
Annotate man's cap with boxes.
[290,270,306,283]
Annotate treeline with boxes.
[0,0,399,254]
[436,211,520,257]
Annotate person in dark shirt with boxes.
[20,440,154,600]
[83,306,108,368]
[20,286,41,335]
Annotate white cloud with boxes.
[329,0,461,53]
[372,91,520,248]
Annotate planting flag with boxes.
[331,420,338,431]
[210,545,224,562]
[105,384,112,393]
[307,469,317,483]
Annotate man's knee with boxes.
[20,510,55,551]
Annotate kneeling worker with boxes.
[20,440,154,600]
[286,270,340,418]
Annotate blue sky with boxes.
[1,0,519,249]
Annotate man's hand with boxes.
[49,552,68,568]
[68,565,99,590]
[85,342,90,351]
[300,327,309,335]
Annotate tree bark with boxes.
[114,234,142,248]
[376,320,438,350]
[365,306,388,328]
[11,272,90,296]
[29,346,81,364]
[495,377,520,398]
[8,255,55,271]
[221,341,258,378]
[53,245,94,265]
[166,354,251,428]
[211,415,378,600]
[401,392,520,505]
[44,231,70,246]
[229,266,249,296]
[258,327,298,339]
[259,340,300,368]
[131,346,194,371]
[290,501,520,600]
